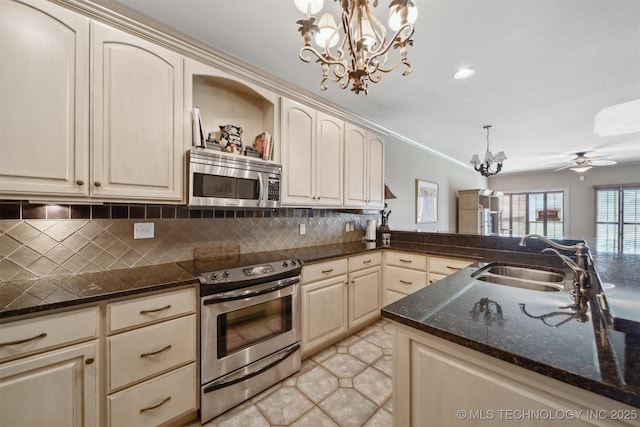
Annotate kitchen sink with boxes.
[471,263,566,292]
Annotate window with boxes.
[500,191,565,238]
[595,185,640,254]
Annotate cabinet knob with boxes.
[94,181,102,187]
[85,357,95,365]
[76,179,84,186]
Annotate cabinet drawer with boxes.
[107,287,196,333]
[385,266,427,294]
[349,251,382,271]
[428,256,474,276]
[107,363,196,427]
[302,258,348,283]
[108,315,195,391]
[0,306,99,362]
[385,251,427,271]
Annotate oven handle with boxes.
[202,276,299,305]
[203,343,300,394]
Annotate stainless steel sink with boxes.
[471,263,566,292]
[484,265,565,283]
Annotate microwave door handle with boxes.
[257,175,265,207]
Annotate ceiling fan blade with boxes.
[554,164,573,171]
[590,160,617,166]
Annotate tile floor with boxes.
[201,319,394,427]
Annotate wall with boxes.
[488,162,640,239]
[0,202,371,283]
[383,135,487,232]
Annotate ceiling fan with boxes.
[553,152,617,173]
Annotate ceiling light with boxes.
[570,166,593,173]
[295,0,417,94]
[469,125,507,177]
[453,68,475,79]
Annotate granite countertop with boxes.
[381,261,640,408]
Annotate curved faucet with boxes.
[518,234,591,270]
[541,247,590,294]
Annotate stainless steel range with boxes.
[180,256,302,423]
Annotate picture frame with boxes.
[416,179,438,223]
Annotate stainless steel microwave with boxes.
[187,149,281,208]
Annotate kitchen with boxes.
[1,0,639,426]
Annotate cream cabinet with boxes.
[0,0,89,198]
[0,0,184,203]
[280,98,344,207]
[383,251,428,305]
[393,322,638,427]
[348,252,382,330]
[301,253,382,357]
[301,258,349,357]
[427,255,475,285]
[105,287,197,427]
[344,123,385,209]
[0,307,100,427]
[91,22,184,202]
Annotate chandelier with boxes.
[469,125,507,177]
[294,0,418,94]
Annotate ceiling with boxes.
[115,0,640,175]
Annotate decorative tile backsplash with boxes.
[0,201,373,283]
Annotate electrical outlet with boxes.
[345,223,350,232]
[299,223,306,235]
[134,222,154,239]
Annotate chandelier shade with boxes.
[295,0,417,94]
[470,125,507,177]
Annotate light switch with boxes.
[134,222,154,239]
[299,223,306,235]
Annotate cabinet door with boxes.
[91,22,183,201]
[0,341,99,427]
[344,123,368,207]
[281,98,315,205]
[0,0,89,198]
[301,275,348,355]
[349,266,381,329]
[367,133,385,208]
[315,112,344,206]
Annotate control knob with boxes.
[282,261,289,267]
[222,271,230,279]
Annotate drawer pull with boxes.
[140,344,172,358]
[400,280,413,285]
[446,265,462,270]
[140,396,171,413]
[139,304,172,315]
[363,259,372,264]
[0,332,47,347]
[321,269,334,274]
[399,259,413,263]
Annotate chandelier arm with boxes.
[366,24,414,70]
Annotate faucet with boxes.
[518,234,591,270]
[541,247,591,294]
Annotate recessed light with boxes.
[453,68,475,79]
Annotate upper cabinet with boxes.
[184,59,280,163]
[0,0,89,197]
[344,124,384,209]
[91,22,184,201]
[280,98,343,207]
[0,0,184,203]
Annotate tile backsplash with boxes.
[0,201,372,283]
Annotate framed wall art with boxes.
[416,179,438,223]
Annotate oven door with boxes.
[200,276,300,384]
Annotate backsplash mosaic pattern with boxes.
[0,202,372,283]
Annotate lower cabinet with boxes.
[427,255,475,285]
[105,287,197,427]
[301,252,382,357]
[0,307,100,427]
[383,251,428,305]
[393,322,637,427]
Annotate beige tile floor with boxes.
[201,319,394,427]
